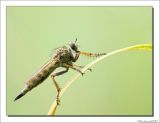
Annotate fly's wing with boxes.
[49,47,60,57]
[49,46,62,57]
[50,45,68,58]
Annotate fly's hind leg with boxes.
[51,68,69,105]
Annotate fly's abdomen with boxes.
[27,67,53,89]
[14,60,58,101]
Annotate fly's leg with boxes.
[71,51,91,71]
[51,77,60,105]
[51,68,69,105]
[80,51,106,57]
[73,64,92,72]
[62,63,84,76]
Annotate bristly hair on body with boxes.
[14,38,106,105]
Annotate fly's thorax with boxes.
[52,46,73,64]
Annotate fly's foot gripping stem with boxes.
[86,67,92,72]
[51,68,69,105]
[51,75,61,105]
[62,63,85,76]
[56,88,61,105]
[73,64,92,72]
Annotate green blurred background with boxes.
[7,7,152,115]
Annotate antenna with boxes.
[75,38,77,43]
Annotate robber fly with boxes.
[14,38,106,105]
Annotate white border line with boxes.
[1,1,159,122]
[0,1,159,6]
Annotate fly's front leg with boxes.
[62,63,84,76]
[80,51,106,57]
[73,64,92,72]
[51,68,69,105]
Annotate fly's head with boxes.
[68,38,80,62]
[69,38,79,52]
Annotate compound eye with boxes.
[70,43,74,48]
[69,43,77,51]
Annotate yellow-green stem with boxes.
[47,43,152,116]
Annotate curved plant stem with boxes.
[47,43,152,116]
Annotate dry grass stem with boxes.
[47,43,152,116]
